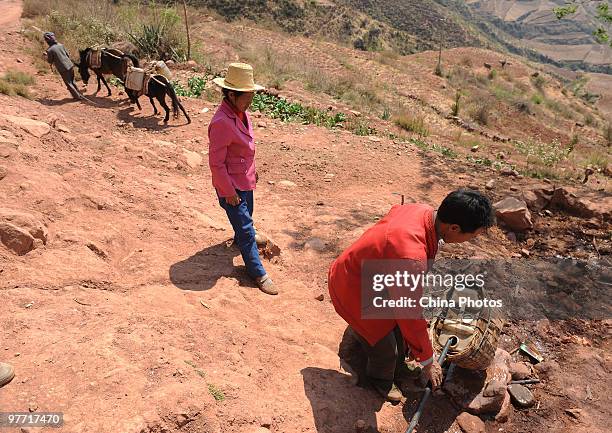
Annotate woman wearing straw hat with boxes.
[209,63,277,295]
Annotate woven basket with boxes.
[429,293,504,370]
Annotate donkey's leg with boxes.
[100,74,112,96]
[94,71,102,95]
[149,97,159,116]
[158,95,170,123]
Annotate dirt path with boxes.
[0,0,22,29]
[0,3,610,433]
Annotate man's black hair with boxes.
[222,88,244,98]
[437,189,495,233]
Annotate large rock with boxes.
[0,222,34,255]
[493,197,533,232]
[550,187,611,219]
[456,412,485,433]
[2,115,51,138]
[522,185,554,212]
[0,209,48,244]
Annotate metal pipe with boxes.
[405,336,457,433]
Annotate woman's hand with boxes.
[226,194,241,206]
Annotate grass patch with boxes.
[513,138,571,178]
[395,112,429,136]
[251,93,348,130]
[346,117,376,136]
[207,383,225,402]
[0,70,35,99]
[531,93,543,105]
[583,150,609,170]
[409,138,456,158]
[603,122,612,146]
[4,70,36,86]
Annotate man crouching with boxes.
[328,189,495,401]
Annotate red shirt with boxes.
[328,203,438,364]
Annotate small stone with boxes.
[544,209,552,216]
[304,238,326,252]
[510,362,531,380]
[16,58,23,63]
[315,294,324,301]
[368,136,381,142]
[510,186,519,192]
[186,60,197,68]
[485,179,495,190]
[277,180,297,188]
[354,419,367,432]
[0,222,35,255]
[520,248,530,257]
[456,412,485,433]
[508,384,535,408]
[506,232,517,242]
[497,152,506,160]
[470,145,479,152]
[0,165,7,180]
[350,110,362,117]
[258,122,267,128]
[200,107,210,113]
[28,403,38,412]
[55,123,71,133]
[267,180,275,185]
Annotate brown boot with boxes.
[255,274,278,295]
[368,377,403,402]
[0,362,15,388]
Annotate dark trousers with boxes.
[355,326,406,381]
[218,189,266,279]
[59,68,83,100]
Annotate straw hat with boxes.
[213,62,264,92]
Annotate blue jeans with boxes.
[218,189,266,279]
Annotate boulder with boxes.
[522,185,554,212]
[2,115,50,138]
[0,209,48,244]
[493,197,533,232]
[456,412,485,433]
[550,187,611,219]
[0,222,34,255]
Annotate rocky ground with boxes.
[1,1,610,432]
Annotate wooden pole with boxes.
[182,0,191,61]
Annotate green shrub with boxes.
[531,94,543,105]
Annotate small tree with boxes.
[555,1,612,47]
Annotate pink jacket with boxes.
[208,99,256,198]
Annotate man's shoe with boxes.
[255,274,278,295]
[369,377,403,402]
[0,362,15,388]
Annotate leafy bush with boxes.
[251,93,347,129]
[531,94,543,105]
[3,70,35,86]
[514,138,571,167]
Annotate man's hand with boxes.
[422,359,443,389]
[226,195,241,206]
